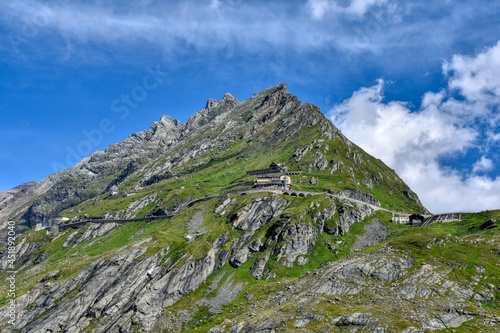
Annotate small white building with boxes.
[110,185,119,196]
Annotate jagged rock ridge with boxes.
[1,84,425,230]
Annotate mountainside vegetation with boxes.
[0,85,498,332]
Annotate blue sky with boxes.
[1,0,499,213]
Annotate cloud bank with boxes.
[330,42,500,213]
[3,0,499,63]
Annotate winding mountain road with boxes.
[57,188,457,231]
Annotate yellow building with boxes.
[392,215,410,224]
[254,175,291,190]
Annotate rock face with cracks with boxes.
[204,246,498,332]
[0,191,383,332]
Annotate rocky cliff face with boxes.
[0,192,379,332]
[0,182,40,234]
[203,246,495,333]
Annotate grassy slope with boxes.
[162,209,500,333]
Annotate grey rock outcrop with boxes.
[196,272,245,313]
[421,311,475,331]
[231,196,290,231]
[338,189,381,207]
[0,182,38,230]
[351,218,389,252]
[220,246,486,332]
[271,216,319,265]
[5,246,156,333]
[250,253,270,280]
[337,202,375,235]
[294,312,324,327]
[229,247,251,268]
[335,312,377,327]
[0,235,44,272]
[134,249,218,331]
[63,222,116,248]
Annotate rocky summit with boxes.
[0,85,499,332]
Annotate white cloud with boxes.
[488,131,500,142]
[444,40,500,104]
[307,0,388,19]
[329,42,500,213]
[307,0,330,19]
[331,80,476,170]
[405,162,500,213]
[473,156,494,173]
[348,0,388,16]
[209,0,222,10]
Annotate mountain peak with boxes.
[205,93,239,112]
[205,98,218,111]
[274,83,289,92]
[159,115,181,127]
[255,83,289,96]
[5,84,426,231]
[222,92,237,102]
